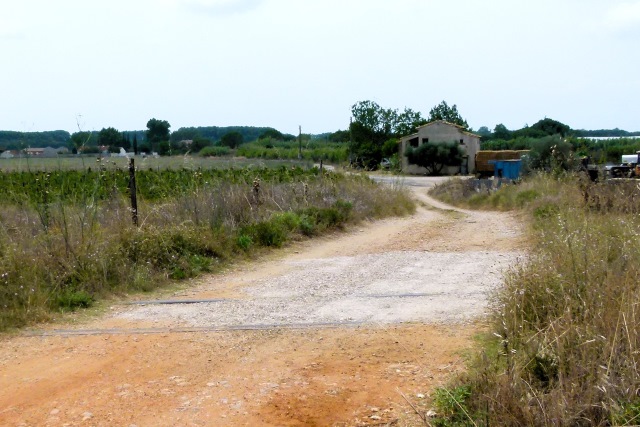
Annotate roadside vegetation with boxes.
[428,173,640,426]
[0,162,414,331]
[236,137,348,163]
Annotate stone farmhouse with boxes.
[399,120,481,175]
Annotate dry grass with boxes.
[0,170,415,331]
[429,174,640,426]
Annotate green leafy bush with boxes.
[199,146,231,157]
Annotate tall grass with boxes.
[0,167,414,331]
[430,174,640,426]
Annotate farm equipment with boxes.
[607,151,640,179]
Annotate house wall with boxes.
[400,121,481,175]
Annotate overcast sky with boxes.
[1,0,639,135]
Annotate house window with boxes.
[409,137,419,147]
[422,138,429,144]
[459,139,464,145]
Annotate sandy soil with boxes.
[0,177,527,427]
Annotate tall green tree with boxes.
[98,127,121,151]
[395,107,427,136]
[349,100,426,168]
[428,101,469,129]
[493,123,512,140]
[146,118,171,144]
[120,132,131,151]
[132,134,139,155]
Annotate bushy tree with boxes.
[525,135,575,173]
[328,130,350,143]
[382,138,400,158]
[396,107,427,136]
[98,127,121,151]
[220,131,243,148]
[190,136,212,152]
[349,100,426,168]
[349,120,383,169]
[515,118,571,139]
[146,118,171,144]
[492,123,512,140]
[69,131,92,153]
[405,141,463,175]
[428,101,469,129]
[158,140,171,156]
[476,126,492,138]
[258,128,285,141]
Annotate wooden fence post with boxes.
[128,158,138,226]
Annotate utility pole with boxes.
[298,125,302,160]
[348,117,353,166]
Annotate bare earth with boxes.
[0,176,526,427]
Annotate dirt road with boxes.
[0,177,526,427]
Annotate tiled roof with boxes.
[416,120,480,138]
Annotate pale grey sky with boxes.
[1,0,639,135]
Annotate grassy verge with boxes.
[428,174,640,426]
[0,167,415,331]
[235,138,348,163]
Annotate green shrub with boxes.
[236,234,253,251]
[298,214,316,236]
[56,289,93,310]
[532,202,559,219]
[515,189,539,206]
[199,146,231,157]
[251,220,289,247]
[432,386,474,427]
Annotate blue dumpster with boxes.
[489,159,522,180]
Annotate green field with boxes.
[0,155,313,172]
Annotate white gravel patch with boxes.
[117,250,523,327]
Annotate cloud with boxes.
[604,1,640,32]
[179,0,265,15]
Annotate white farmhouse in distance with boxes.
[399,120,481,175]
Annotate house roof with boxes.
[415,120,481,138]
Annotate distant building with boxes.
[1,150,19,159]
[399,120,481,175]
[22,147,69,158]
[24,148,45,156]
[42,147,61,157]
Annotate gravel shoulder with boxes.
[0,176,527,426]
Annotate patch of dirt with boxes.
[0,178,526,426]
[0,324,477,427]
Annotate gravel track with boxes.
[115,176,525,330]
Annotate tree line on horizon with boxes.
[1,109,639,163]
